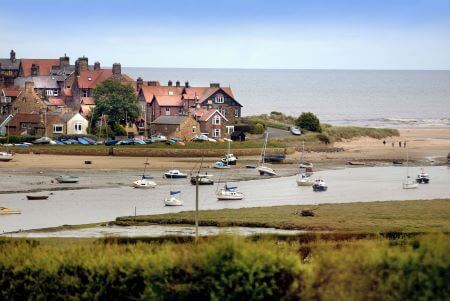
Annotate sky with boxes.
[1,0,449,70]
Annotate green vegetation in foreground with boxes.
[116,199,450,232]
[0,234,448,300]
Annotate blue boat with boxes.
[77,137,89,145]
[212,161,230,169]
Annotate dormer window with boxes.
[212,115,221,125]
[215,94,224,103]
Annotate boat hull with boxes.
[217,192,244,200]
[164,196,183,206]
[55,176,79,183]
[416,177,430,184]
[403,182,418,189]
[133,179,157,188]
[164,174,187,179]
[297,180,314,186]
[26,196,49,200]
[190,177,214,185]
[313,184,327,191]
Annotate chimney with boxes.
[25,81,35,93]
[75,56,89,75]
[31,64,40,76]
[185,81,190,88]
[168,80,173,87]
[175,80,180,87]
[59,54,70,67]
[94,61,101,70]
[148,81,159,86]
[112,63,121,76]
[136,77,143,91]
[10,50,16,63]
[210,83,220,88]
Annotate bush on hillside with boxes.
[296,112,322,132]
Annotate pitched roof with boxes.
[141,85,184,103]
[15,76,59,89]
[0,58,20,70]
[193,108,228,122]
[21,59,60,77]
[154,95,183,107]
[77,69,134,89]
[151,115,188,125]
[184,86,240,106]
[1,86,21,97]
[8,113,42,127]
[81,97,95,105]
[47,98,65,106]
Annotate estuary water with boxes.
[125,68,450,128]
[1,166,449,233]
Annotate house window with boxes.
[234,108,239,117]
[21,123,28,129]
[74,122,82,132]
[219,107,226,117]
[3,96,11,103]
[192,126,196,133]
[213,128,221,138]
[82,89,89,97]
[53,124,64,134]
[53,89,59,96]
[165,107,170,115]
[212,115,221,125]
[46,89,54,97]
[226,126,235,135]
[215,94,224,103]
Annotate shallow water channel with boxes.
[1,166,449,233]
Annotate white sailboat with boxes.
[164,190,183,206]
[133,159,157,188]
[257,131,277,176]
[0,152,13,162]
[402,148,418,189]
[296,141,314,186]
[217,184,244,200]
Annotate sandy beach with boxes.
[1,128,448,172]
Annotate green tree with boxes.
[253,123,265,134]
[296,112,322,132]
[92,80,141,131]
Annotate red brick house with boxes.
[150,115,200,140]
[193,108,229,138]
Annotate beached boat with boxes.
[34,136,52,144]
[190,173,214,185]
[212,161,230,169]
[0,207,21,215]
[402,149,418,189]
[164,190,183,206]
[217,184,244,200]
[26,195,49,200]
[312,179,328,191]
[221,153,237,165]
[55,175,79,183]
[257,132,277,176]
[0,152,13,162]
[416,169,430,184]
[297,173,314,186]
[164,169,188,179]
[296,141,314,186]
[262,154,286,163]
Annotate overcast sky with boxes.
[1,0,449,70]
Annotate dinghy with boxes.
[0,152,13,162]
[134,159,157,188]
[26,195,49,200]
[164,170,188,179]
[190,173,214,185]
[212,161,230,169]
[416,169,430,184]
[55,175,79,183]
[312,179,328,191]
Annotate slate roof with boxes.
[0,58,20,70]
[151,115,188,125]
[14,76,59,89]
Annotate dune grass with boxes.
[116,199,450,233]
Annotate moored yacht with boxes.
[164,191,183,206]
[296,173,314,186]
[257,131,277,176]
[0,152,13,162]
[416,169,430,184]
[312,179,328,191]
[217,184,244,200]
[164,170,188,179]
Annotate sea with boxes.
[124,68,450,128]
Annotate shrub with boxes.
[316,133,331,144]
[296,112,322,132]
[253,123,265,134]
[0,135,39,144]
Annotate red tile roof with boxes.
[81,97,95,105]
[141,86,184,103]
[2,86,21,97]
[21,59,60,77]
[48,98,65,106]
[77,69,134,89]
[154,95,183,107]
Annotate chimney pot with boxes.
[210,83,220,88]
[137,77,143,91]
[168,80,173,87]
[10,50,16,62]
[175,80,180,87]
[112,63,121,76]
[59,55,70,67]
[185,81,190,88]
[94,61,101,70]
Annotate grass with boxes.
[0,234,448,300]
[322,124,400,141]
[116,199,450,233]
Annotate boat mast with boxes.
[260,131,268,165]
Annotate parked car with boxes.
[192,134,209,142]
[289,126,302,135]
[150,134,167,142]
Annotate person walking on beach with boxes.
[383,140,386,146]
[404,141,407,148]
[392,141,395,147]
[399,141,402,148]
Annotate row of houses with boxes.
[0,50,243,140]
